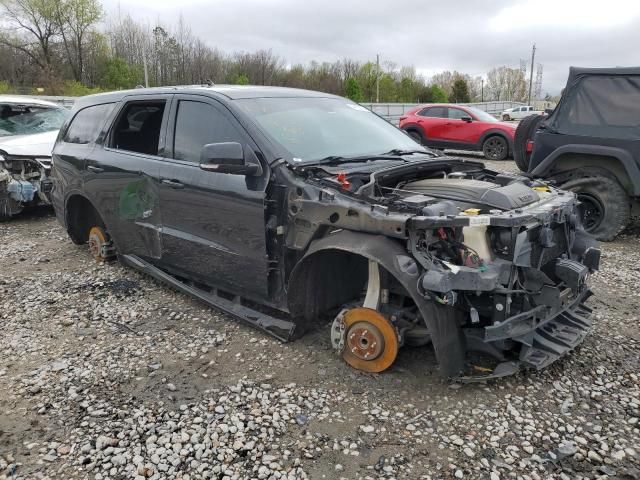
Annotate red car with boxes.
[399,104,517,160]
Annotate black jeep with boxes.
[50,86,600,380]
[514,67,640,241]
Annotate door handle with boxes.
[87,165,104,173]
[161,179,184,189]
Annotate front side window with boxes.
[173,100,243,163]
[63,103,114,144]
[465,107,498,123]
[0,103,69,137]
[448,108,468,120]
[110,101,166,155]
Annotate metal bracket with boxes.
[330,309,347,353]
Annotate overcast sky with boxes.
[104,0,640,94]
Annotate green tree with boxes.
[61,80,101,96]
[430,85,448,103]
[450,78,471,103]
[233,73,249,85]
[56,0,102,82]
[100,57,140,89]
[378,73,397,102]
[398,77,420,102]
[344,77,362,102]
[0,0,60,71]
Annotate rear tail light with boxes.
[526,140,534,153]
[399,116,407,121]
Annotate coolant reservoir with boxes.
[462,226,492,262]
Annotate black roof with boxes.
[74,85,339,109]
[565,66,640,89]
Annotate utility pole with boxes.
[143,48,149,88]
[481,78,484,102]
[528,43,536,105]
[375,54,380,103]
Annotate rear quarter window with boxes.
[63,103,115,144]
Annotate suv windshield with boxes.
[0,103,69,137]
[466,107,498,123]
[236,97,422,162]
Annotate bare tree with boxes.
[0,0,60,71]
[486,66,527,102]
[56,0,102,81]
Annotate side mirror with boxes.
[461,116,473,122]
[199,142,262,176]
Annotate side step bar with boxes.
[120,254,296,342]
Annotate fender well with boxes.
[65,194,106,245]
[287,230,466,377]
[479,129,514,151]
[531,145,640,196]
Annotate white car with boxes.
[0,96,70,219]
[501,105,544,121]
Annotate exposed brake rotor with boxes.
[88,226,115,262]
[331,307,399,373]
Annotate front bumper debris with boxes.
[457,288,593,382]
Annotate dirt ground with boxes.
[0,158,639,480]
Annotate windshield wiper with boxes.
[309,154,407,166]
[379,148,434,156]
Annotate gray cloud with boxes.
[104,0,640,94]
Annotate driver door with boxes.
[157,94,270,298]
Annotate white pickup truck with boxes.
[501,105,544,121]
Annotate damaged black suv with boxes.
[51,86,601,380]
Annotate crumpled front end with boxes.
[0,153,51,218]
[409,190,600,380]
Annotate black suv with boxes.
[51,85,600,381]
[514,67,640,241]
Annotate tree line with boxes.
[0,0,533,103]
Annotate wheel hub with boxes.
[346,321,384,361]
[88,226,114,262]
[331,307,399,373]
[577,193,604,231]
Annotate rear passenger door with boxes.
[157,94,270,298]
[53,102,116,214]
[88,95,172,261]
[416,106,449,146]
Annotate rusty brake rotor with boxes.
[338,307,399,373]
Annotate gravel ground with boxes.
[1,159,639,480]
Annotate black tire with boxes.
[513,114,545,171]
[482,135,508,160]
[561,175,630,241]
[502,114,511,121]
[406,129,424,145]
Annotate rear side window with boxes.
[419,107,446,118]
[63,103,113,144]
[111,101,166,155]
[173,100,243,163]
